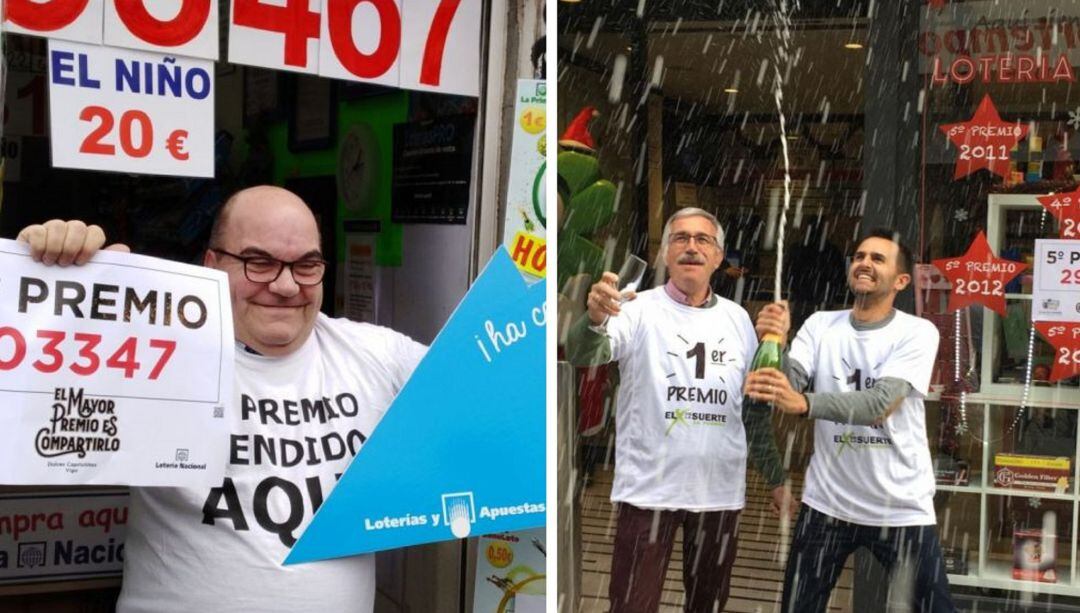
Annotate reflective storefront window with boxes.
[559,1,1080,610]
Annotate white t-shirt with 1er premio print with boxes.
[117,314,426,613]
[606,288,758,511]
[788,309,940,527]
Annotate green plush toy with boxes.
[556,107,618,292]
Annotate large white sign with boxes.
[1033,239,1080,323]
[228,0,323,74]
[231,0,480,95]
[0,491,129,585]
[0,240,234,486]
[4,0,220,61]
[103,0,220,61]
[48,40,215,178]
[2,0,106,45]
[399,0,482,96]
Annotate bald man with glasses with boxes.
[18,185,427,613]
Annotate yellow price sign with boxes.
[519,106,546,135]
[486,541,514,568]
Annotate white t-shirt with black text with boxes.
[118,314,426,613]
[607,288,757,511]
[788,310,939,527]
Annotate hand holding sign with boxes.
[0,236,233,487]
[17,219,129,265]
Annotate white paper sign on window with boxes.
[3,0,106,44]
[399,0,480,96]
[316,0,401,87]
[103,0,220,61]
[48,40,216,178]
[228,0,323,74]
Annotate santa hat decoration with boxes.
[559,106,599,153]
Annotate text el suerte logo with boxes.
[35,387,120,458]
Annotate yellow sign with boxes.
[510,231,546,278]
[485,541,514,569]
[995,453,1071,470]
[519,106,545,135]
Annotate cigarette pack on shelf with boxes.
[993,454,1072,493]
[1013,528,1057,583]
[933,456,970,486]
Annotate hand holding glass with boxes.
[617,254,647,302]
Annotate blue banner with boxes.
[286,248,546,564]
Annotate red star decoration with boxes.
[1034,322,1080,382]
[931,231,1028,316]
[939,95,1029,180]
[1036,187,1080,239]
[927,0,947,8]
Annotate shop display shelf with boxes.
[971,560,1078,596]
[921,195,1080,598]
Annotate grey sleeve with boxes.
[784,358,812,393]
[565,313,613,367]
[805,377,913,425]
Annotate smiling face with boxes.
[663,215,724,296]
[848,236,911,301]
[204,186,323,357]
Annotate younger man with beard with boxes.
[746,229,955,613]
[567,207,791,612]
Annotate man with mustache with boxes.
[17,186,426,613]
[566,207,793,612]
[745,229,955,612]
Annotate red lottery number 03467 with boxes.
[0,327,176,380]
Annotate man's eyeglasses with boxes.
[669,233,718,248]
[211,249,327,286]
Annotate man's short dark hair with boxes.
[857,228,913,275]
[206,191,240,250]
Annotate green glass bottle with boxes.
[751,333,784,371]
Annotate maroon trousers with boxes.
[609,503,741,613]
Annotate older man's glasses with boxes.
[212,249,327,286]
[669,232,718,248]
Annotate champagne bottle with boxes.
[751,333,784,371]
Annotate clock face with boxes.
[338,123,379,214]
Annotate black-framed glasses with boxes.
[669,232,718,248]
[211,249,327,286]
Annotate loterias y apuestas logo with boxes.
[361,491,545,540]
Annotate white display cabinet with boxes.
[928,193,1080,596]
